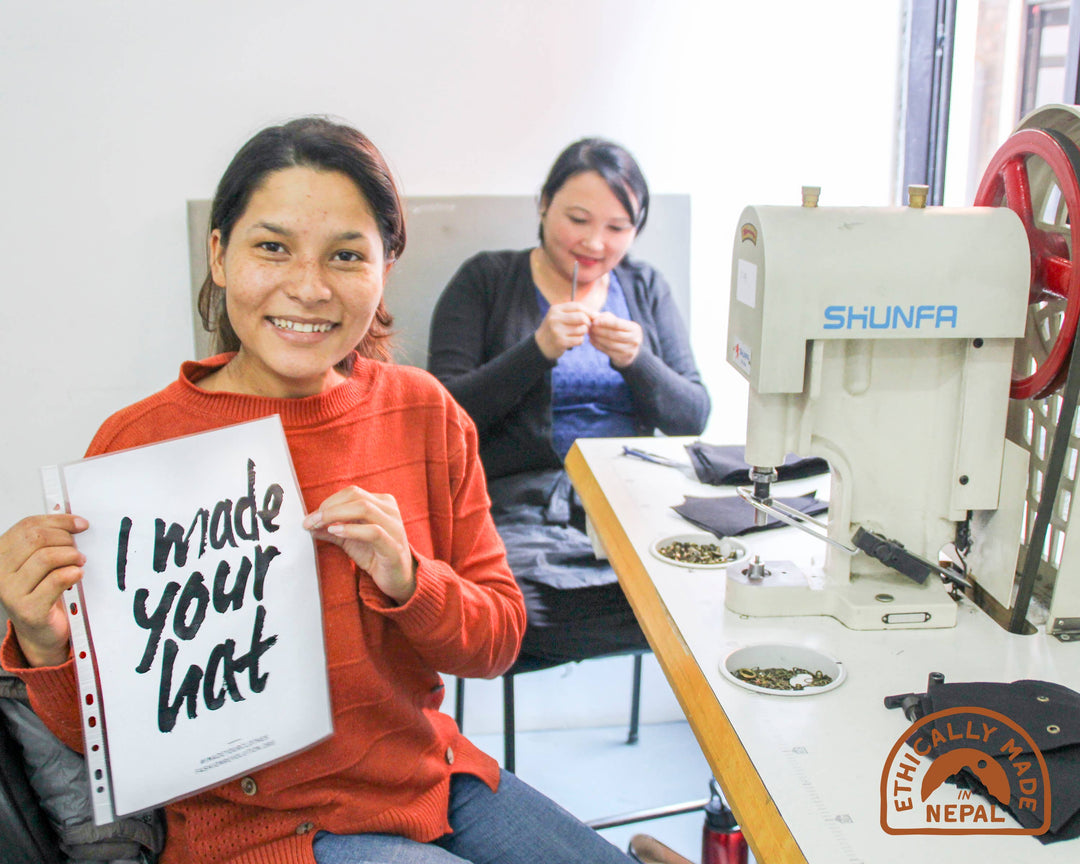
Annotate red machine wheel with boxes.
[974,128,1080,400]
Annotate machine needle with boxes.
[571,261,578,302]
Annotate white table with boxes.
[565,437,1079,864]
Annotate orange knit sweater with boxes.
[2,354,525,864]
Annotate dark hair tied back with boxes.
[197,117,406,365]
[539,137,650,235]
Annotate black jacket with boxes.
[428,249,710,480]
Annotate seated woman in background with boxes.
[428,138,711,664]
[0,117,638,864]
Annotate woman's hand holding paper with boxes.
[0,514,88,667]
[303,487,417,605]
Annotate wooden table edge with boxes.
[566,443,808,864]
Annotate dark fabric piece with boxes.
[495,519,618,591]
[61,811,164,861]
[0,701,63,864]
[488,469,646,663]
[515,581,649,664]
[887,678,1080,843]
[922,680,1080,841]
[672,494,829,538]
[0,685,166,862]
[428,250,710,480]
[685,442,829,486]
[489,470,616,590]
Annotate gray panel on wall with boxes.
[187,194,690,368]
[187,199,214,361]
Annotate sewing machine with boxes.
[724,186,1031,629]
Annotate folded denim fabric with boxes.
[685,442,829,486]
[672,493,828,537]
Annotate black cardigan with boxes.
[428,249,711,480]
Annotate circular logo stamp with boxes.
[880,706,1050,835]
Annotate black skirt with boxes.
[488,469,649,664]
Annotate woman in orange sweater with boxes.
[0,117,635,864]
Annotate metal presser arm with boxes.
[747,466,776,527]
[723,187,1030,631]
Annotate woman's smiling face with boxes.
[209,166,391,398]
[538,170,638,285]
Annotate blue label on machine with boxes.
[823,305,958,330]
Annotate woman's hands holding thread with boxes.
[534,302,593,360]
[535,304,643,368]
[589,311,643,368]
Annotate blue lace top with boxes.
[539,271,638,460]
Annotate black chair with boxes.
[454,648,647,773]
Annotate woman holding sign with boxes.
[0,118,636,864]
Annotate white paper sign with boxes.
[45,416,332,822]
[736,258,758,308]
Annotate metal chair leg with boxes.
[586,797,708,830]
[454,677,465,730]
[499,650,645,774]
[503,674,516,773]
[627,652,643,744]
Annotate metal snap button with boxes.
[295,821,315,835]
[240,777,258,796]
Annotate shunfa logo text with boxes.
[823,304,958,330]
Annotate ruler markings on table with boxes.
[784,745,864,864]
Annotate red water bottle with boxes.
[702,778,748,864]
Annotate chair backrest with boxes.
[186,194,691,367]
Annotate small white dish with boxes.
[720,643,845,696]
[649,532,749,570]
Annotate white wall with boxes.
[0,0,902,542]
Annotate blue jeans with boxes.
[312,770,633,864]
